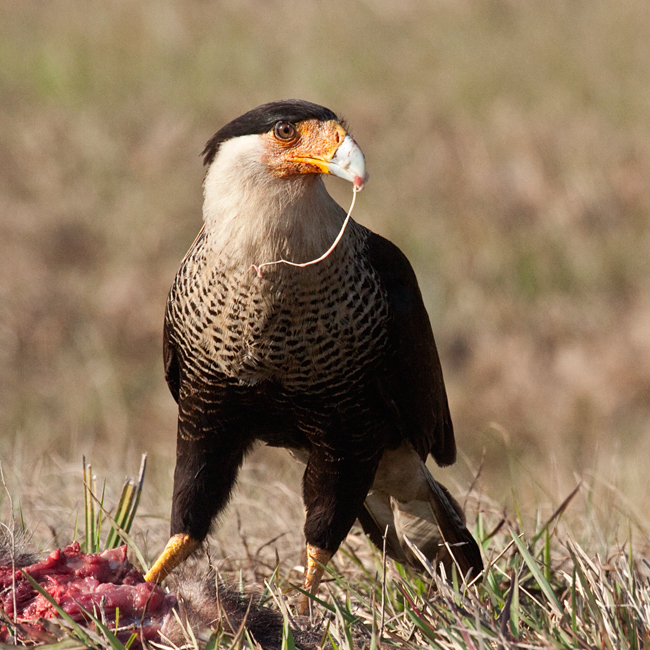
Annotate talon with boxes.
[296,544,333,615]
[145,533,200,583]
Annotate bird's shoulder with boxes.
[364,230,456,466]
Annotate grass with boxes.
[3,459,650,648]
[1,0,650,647]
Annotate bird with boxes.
[144,100,483,613]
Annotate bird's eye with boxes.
[274,122,297,142]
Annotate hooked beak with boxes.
[325,135,368,191]
[288,122,369,191]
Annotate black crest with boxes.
[201,100,340,166]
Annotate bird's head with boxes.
[201,100,368,192]
[199,100,368,267]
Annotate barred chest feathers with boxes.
[167,221,390,391]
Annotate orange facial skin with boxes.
[261,119,348,179]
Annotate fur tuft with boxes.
[164,570,323,650]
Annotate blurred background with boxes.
[1,0,650,562]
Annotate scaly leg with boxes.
[144,533,200,583]
[297,544,333,615]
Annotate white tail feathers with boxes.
[360,458,483,579]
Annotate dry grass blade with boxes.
[401,534,436,578]
[531,482,582,546]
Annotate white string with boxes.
[251,185,359,278]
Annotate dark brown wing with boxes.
[367,231,455,466]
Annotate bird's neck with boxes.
[201,168,347,270]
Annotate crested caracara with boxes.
[145,100,483,613]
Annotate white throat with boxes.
[201,135,346,269]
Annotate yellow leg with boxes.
[144,533,200,583]
[296,544,333,615]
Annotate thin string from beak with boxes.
[251,185,359,278]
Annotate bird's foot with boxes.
[144,533,200,583]
[296,544,333,616]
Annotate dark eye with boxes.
[274,121,297,141]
